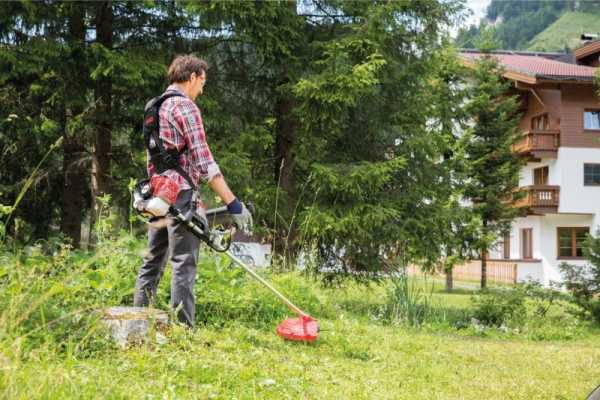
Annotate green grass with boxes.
[528,11,600,52]
[2,319,600,399]
[1,237,600,399]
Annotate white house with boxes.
[461,41,600,286]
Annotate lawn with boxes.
[1,239,599,399]
[3,313,599,399]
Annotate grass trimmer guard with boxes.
[276,315,319,342]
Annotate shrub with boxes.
[521,299,584,341]
[559,229,600,323]
[471,287,526,327]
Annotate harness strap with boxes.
[146,92,197,191]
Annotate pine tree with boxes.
[0,1,187,246]
[0,0,467,272]
[461,47,523,289]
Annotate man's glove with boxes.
[227,198,253,234]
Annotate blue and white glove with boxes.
[227,198,253,234]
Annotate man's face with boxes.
[190,70,206,99]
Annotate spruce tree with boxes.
[461,47,523,289]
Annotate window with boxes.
[557,227,589,258]
[521,228,532,259]
[533,166,548,185]
[584,110,600,130]
[503,232,510,259]
[531,113,549,130]
[584,163,600,186]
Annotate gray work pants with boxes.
[133,189,200,327]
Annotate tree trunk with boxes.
[481,250,488,289]
[90,1,113,238]
[61,138,86,248]
[272,1,300,263]
[481,219,488,289]
[274,89,297,201]
[445,267,453,292]
[273,89,298,260]
[60,2,87,248]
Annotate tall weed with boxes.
[380,273,440,327]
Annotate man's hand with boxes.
[227,198,253,234]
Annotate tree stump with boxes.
[101,306,169,348]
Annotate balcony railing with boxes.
[513,129,560,159]
[514,185,560,213]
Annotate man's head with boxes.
[168,55,208,100]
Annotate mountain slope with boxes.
[528,11,600,51]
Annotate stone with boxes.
[259,379,276,387]
[101,306,169,348]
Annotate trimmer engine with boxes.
[132,176,232,252]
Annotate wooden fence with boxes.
[408,260,518,285]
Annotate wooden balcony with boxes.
[514,185,560,215]
[513,129,560,160]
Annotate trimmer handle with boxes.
[169,205,232,253]
[205,205,228,218]
[205,201,255,217]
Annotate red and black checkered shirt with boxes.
[147,85,221,190]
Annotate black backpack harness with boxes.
[143,91,196,191]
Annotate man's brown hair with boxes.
[167,55,209,84]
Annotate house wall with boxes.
[518,147,600,212]
[491,214,594,285]
[518,159,557,187]
[508,84,600,286]
[518,88,561,131]
[556,147,600,213]
[560,84,600,148]
[508,147,600,287]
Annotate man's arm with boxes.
[208,173,252,232]
[175,101,252,230]
[207,175,235,205]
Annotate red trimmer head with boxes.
[276,315,319,342]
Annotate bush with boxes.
[465,283,587,340]
[522,300,583,341]
[559,229,600,323]
[471,287,526,327]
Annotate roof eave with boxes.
[574,41,600,60]
[460,55,597,85]
[537,76,597,84]
[460,56,539,84]
[504,70,537,85]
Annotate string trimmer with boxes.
[133,176,319,342]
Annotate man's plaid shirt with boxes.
[147,85,221,190]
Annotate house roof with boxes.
[460,50,598,85]
[574,40,600,61]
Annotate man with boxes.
[133,55,252,327]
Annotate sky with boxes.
[449,0,490,37]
